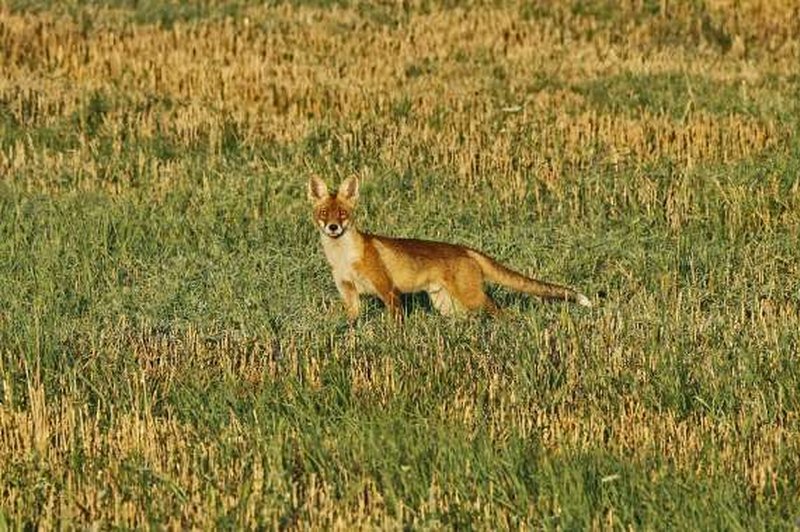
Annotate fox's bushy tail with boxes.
[466,250,592,307]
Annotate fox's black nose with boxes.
[328,223,339,232]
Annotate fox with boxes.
[308,175,592,322]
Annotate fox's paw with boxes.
[576,293,593,308]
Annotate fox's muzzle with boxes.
[321,221,345,238]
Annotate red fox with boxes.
[308,176,592,321]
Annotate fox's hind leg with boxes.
[428,285,459,316]
[449,260,501,316]
[479,292,501,316]
[455,287,500,315]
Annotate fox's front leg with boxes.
[335,278,360,322]
[376,286,403,322]
[361,265,403,322]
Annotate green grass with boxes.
[1,1,799,528]
[2,139,799,526]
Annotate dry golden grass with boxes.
[1,1,796,191]
[2,320,798,527]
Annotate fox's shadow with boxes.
[364,288,547,317]
[349,285,588,328]
[400,292,435,314]
[359,292,434,317]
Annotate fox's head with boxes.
[307,175,359,239]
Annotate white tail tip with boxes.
[576,293,593,308]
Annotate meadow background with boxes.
[1,0,799,528]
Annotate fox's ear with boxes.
[307,176,328,202]
[337,176,359,203]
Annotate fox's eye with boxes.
[338,210,347,219]
[320,209,328,217]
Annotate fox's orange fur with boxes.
[308,176,592,321]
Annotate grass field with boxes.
[1,0,799,528]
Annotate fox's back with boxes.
[368,234,472,260]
